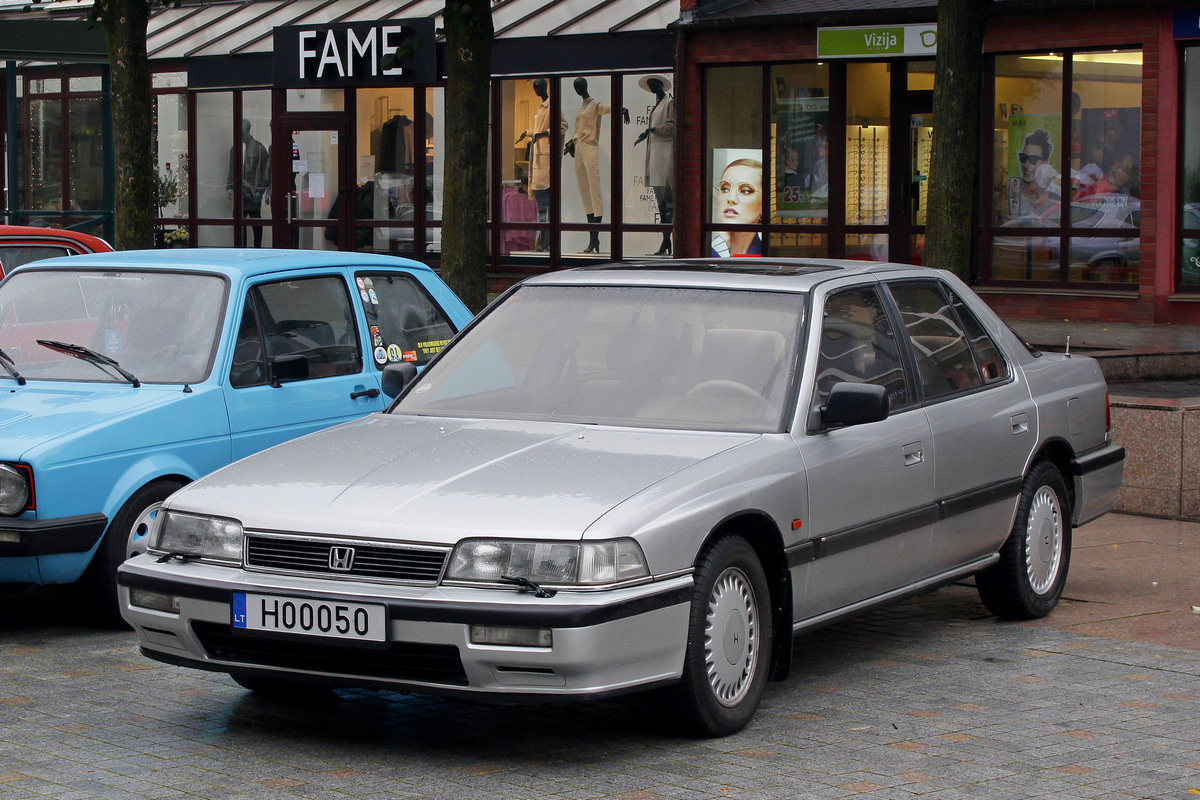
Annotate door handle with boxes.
[1011,413,1029,435]
[902,442,924,466]
[350,388,380,400]
[287,192,297,223]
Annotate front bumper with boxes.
[118,555,693,699]
[0,513,108,557]
[1072,442,1125,526]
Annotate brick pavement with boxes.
[1,516,1199,800]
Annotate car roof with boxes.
[6,247,437,281]
[521,258,932,292]
[0,225,113,251]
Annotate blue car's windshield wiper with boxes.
[36,339,141,387]
[0,348,25,386]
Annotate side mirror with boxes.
[381,361,418,399]
[820,382,888,427]
[269,353,309,386]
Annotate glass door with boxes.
[274,120,348,250]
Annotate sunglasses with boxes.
[1018,152,1046,165]
[715,181,760,199]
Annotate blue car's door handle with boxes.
[350,388,380,400]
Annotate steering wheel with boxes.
[821,318,880,342]
[686,379,765,403]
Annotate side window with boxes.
[357,272,458,368]
[251,276,363,382]
[888,281,983,400]
[948,291,1009,383]
[815,286,910,407]
[229,294,267,388]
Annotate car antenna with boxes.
[1065,335,1071,357]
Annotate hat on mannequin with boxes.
[638,75,672,93]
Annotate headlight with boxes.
[446,539,649,587]
[0,463,31,516]
[150,510,244,562]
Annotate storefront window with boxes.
[26,97,63,220]
[1180,47,1200,287]
[67,97,104,212]
[560,75,616,255]
[845,63,889,228]
[771,64,830,226]
[194,92,234,220]
[238,90,273,248]
[500,78,555,255]
[155,93,188,221]
[623,73,675,257]
[356,87,418,253]
[991,51,1142,284]
[286,88,344,112]
[706,66,763,257]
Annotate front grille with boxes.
[245,534,448,583]
[193,622,468,686]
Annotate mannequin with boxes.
[634,75,675,256]
[515,78,566,251]
[565,77,629,254]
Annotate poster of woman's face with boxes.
[711,149,765,258]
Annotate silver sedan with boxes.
[119,260,1124,736]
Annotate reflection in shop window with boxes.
[991,51,1142,284]
[1181,48,1200,287]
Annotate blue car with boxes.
[0,249,472,618]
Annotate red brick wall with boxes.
[679,10,1185,324]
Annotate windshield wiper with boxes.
[0,348,25,386]
[36,339,140,387]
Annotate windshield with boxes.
[0,269,227,384]
[393,284,805,433]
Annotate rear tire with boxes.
[976,461,1071,620]
[86,480,183,627]
[668,535,772,737]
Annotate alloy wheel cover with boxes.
[703,566,760,707]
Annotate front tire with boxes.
[976,461,1071,620]
[670,535,773,737]
[86,480,183,626]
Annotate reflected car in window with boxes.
[119,259,1124,736]
[0,249,472,621]
[992,194,1140,282]
[0,225,113,278]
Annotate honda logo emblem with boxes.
[329,546,356,572]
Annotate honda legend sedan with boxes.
[118,260,1124,737]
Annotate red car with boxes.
[0,225,113,278]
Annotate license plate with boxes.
[232,593,387,642]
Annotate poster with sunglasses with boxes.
[775,96,829,219]
[1004,113,1062,223]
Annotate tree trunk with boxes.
[97,0,155,250]
[924,0,991,279]
[441,0,494,313]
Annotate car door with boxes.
[224,270,384,461]
[883,279,1037,572]
[797,282,937,619]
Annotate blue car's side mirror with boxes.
[381,362,418,399]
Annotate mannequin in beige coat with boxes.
[634,76,674,255]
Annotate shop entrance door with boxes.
[898,89,933,266]
[273,120,349,250]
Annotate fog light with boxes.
[0,531,19,543]
[470,625,552,647]
[129,589,180,613]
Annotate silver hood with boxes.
[172,414,757,544]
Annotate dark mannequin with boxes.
[634,77,674,256]
[525,78,553,251]
[567,77,630,254]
